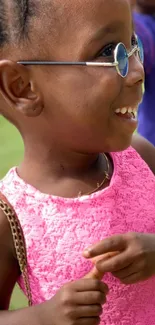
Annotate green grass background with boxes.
[0,116,28,309]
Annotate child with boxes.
[0,0,155,324]
[132,1,155,145]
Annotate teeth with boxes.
[115,108,121,113]
[115,106,137,118]
[121,107,127,114]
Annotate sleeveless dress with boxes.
[1,147,155,325]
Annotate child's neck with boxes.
[17,142,113,198]
[134,4,155,15]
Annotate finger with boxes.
[83,235,127,258]
[112,262,140,280]
[96,251,133,273]
[75,317,100,325]
[91,251,119,265]
[74,291,107,305]
[120,272,142,285]
[75,304,103,317]
[73,279,108,294]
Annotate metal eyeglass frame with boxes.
[17,37,142,78]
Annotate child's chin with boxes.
[109,135,134,153]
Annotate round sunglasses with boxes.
[18,35,144,78]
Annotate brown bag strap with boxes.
[0,193,32,306]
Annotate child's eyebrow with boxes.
[89,21,130,43]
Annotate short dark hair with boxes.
[0,0,35,48]
[0,1,8,46]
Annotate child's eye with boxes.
[101,44,116,57]
[95,43,116,63]
[94,35,137,63]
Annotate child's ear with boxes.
[0,60,43,117]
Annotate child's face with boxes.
[19,0,144,153]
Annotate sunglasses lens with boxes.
[116,43,128,77]
[137,36,144,63]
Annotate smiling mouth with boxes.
[115,107,137,119]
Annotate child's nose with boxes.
[125,55,144,87]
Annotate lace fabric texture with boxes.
[1,147,155,324]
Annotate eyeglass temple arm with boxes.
[86,62,117,67]
[17,61,118,67]
[128,45,138,58]
[17,45,138,66]
[17,61,87,65]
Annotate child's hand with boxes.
[83,233,155,284]
[41,278,108,325]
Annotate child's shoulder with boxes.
[131,134,155,175]
[0,168,17,190]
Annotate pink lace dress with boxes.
[1,147,155,324]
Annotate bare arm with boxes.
[0,208,42,324]
[132,133,155,175]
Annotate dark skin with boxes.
[0,0,155,324]
[84,232,155,284]
[0,0,144,198]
